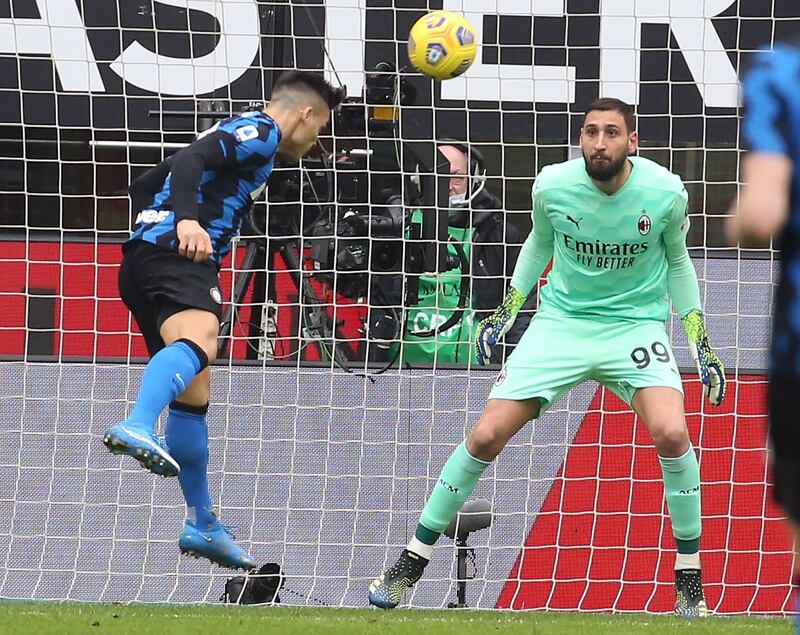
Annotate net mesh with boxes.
[0,0,795,614]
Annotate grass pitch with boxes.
[0,603,789,634]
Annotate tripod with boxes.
[447,537,476,609]
[217,235,355,369]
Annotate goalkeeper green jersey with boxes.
[510,156,700,322]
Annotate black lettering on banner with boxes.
[630,341,671,369]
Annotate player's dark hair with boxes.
[583,98,636,133]
[272,70,345,110]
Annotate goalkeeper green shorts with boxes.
[489,311,683,414]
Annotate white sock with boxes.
[674,551,701,570]
[406,537,434,561]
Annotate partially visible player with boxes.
[369,98,726,616]
[103,71,344,569]
[728,41,800,630]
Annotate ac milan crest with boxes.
[637,212,651,236]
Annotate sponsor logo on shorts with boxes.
[638,211,651,235]
[494,368,507,387]
[210,287,222,304]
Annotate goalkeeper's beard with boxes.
[583,151,628,182]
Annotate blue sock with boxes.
[126,339,207,432]
[166,403,217,531]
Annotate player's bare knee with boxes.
[177,368,211,407]
[467,425,505,461]
[653,422,690,457]
[183,326,218,364]
[192,320,219,363]
[161,309,219,360]
[198,335,218,364]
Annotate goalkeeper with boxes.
[369,98,726,617]
[102,71,343,570]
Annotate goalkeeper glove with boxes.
[683,309,726,406]
[476,287,527,366]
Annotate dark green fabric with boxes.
[393,216,476,364]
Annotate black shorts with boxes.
[768,374,800,522]
[118,240,222,356]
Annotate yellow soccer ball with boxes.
[407,11,478,81]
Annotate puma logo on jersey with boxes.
[567,215,583,230]
[135,209,171,225]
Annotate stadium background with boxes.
[0,0,796,614]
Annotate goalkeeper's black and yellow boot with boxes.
[368,549,428,609]
[674,568,708,618]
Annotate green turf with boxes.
[0,603,790,635]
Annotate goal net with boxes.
[0,0,795,613]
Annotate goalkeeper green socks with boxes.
[407,442,701,564]
[660,445,702,558]
[407,442,491,559]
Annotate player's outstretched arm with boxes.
[170,137,224,225]
[683,310,726,406]
[169,135,233,262]
[476,183,553,365]
[664,191,726,405]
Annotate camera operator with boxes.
[397,142,536,365]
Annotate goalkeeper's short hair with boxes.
[584,97,635,133]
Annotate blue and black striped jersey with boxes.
[128,111,281,264]
[742,42,800,372]
[742,44,800,211]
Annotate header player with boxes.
[102,71,344,569]
[369,98,726,617]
